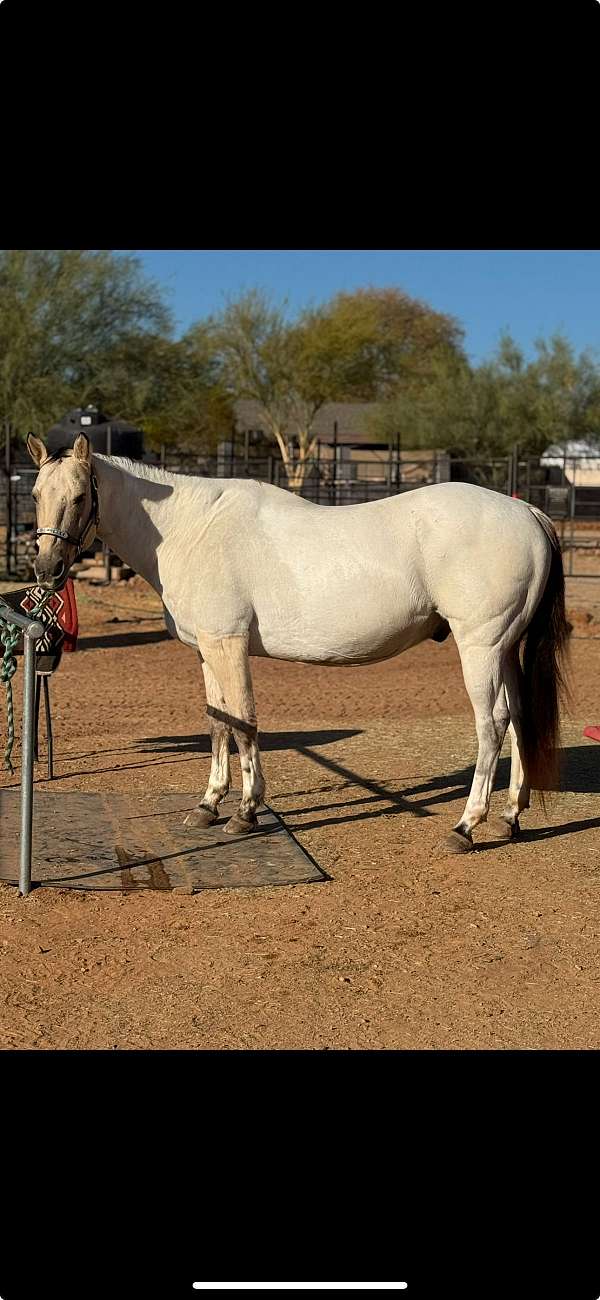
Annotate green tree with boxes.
[522,333,600,454]
[198,288,299,475]
[206,286,464,489]
[0,249,171,440]
[369,332,600,461]
[134,331,234,452]
[0,249,233,455]
[366,351,484,454]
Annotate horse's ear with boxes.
[26,433,47,467]
[73,433,91,464]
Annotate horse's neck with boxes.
[92,457,216,593]
[92,458,157,588]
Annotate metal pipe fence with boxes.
[5,445,600,580]
[0,600,45,895]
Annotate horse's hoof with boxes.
[223,812,258,835]
[493,817,520,841]
[183,805,218,829]
[443,829,474,855]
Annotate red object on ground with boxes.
[583,725,600,743]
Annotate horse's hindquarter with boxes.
[411,483,551,643]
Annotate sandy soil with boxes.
[2,573,600,1050]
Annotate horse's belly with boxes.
[249,606,437,665]
[163,569,436,665]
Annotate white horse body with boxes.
[27,438,570,850]
[92,459,549,667]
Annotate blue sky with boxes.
[129,250,600,367]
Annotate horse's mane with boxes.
[95,454,193,488]
[44,447,261,493]
[44,447,178,485]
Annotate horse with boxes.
[26,432,570,852]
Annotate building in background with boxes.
[45,406,144,459]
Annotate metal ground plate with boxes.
[0,790,327,892]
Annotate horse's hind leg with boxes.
[195,631,265,835]
[446,644,509,853]
[497,649,530,839]
[184,658,232,829]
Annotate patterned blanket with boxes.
[1,579,78,673]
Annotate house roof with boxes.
[234,399,385,443]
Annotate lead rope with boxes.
[1,587,55,774]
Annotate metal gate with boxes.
[514,454,600,579]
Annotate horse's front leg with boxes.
[183,658,232,829]
[195,631,265,835]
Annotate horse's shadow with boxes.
[78,629,171,650]
[139,728,363,755]
[139,737,600,795]
[398,745,600,803]
[269,743,600,838]
[397,746,600,848]
[55,733,600,844]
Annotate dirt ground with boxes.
[3,569,600,1050]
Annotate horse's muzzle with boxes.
[34,553,66,587]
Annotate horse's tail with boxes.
[519,505,571,793]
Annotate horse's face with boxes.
[27,433,95,587]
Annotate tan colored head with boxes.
[27,433,96,587]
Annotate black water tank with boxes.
[45,405,144,459]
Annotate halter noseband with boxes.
[35,456,100,557]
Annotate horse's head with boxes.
[27,433,98,588]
